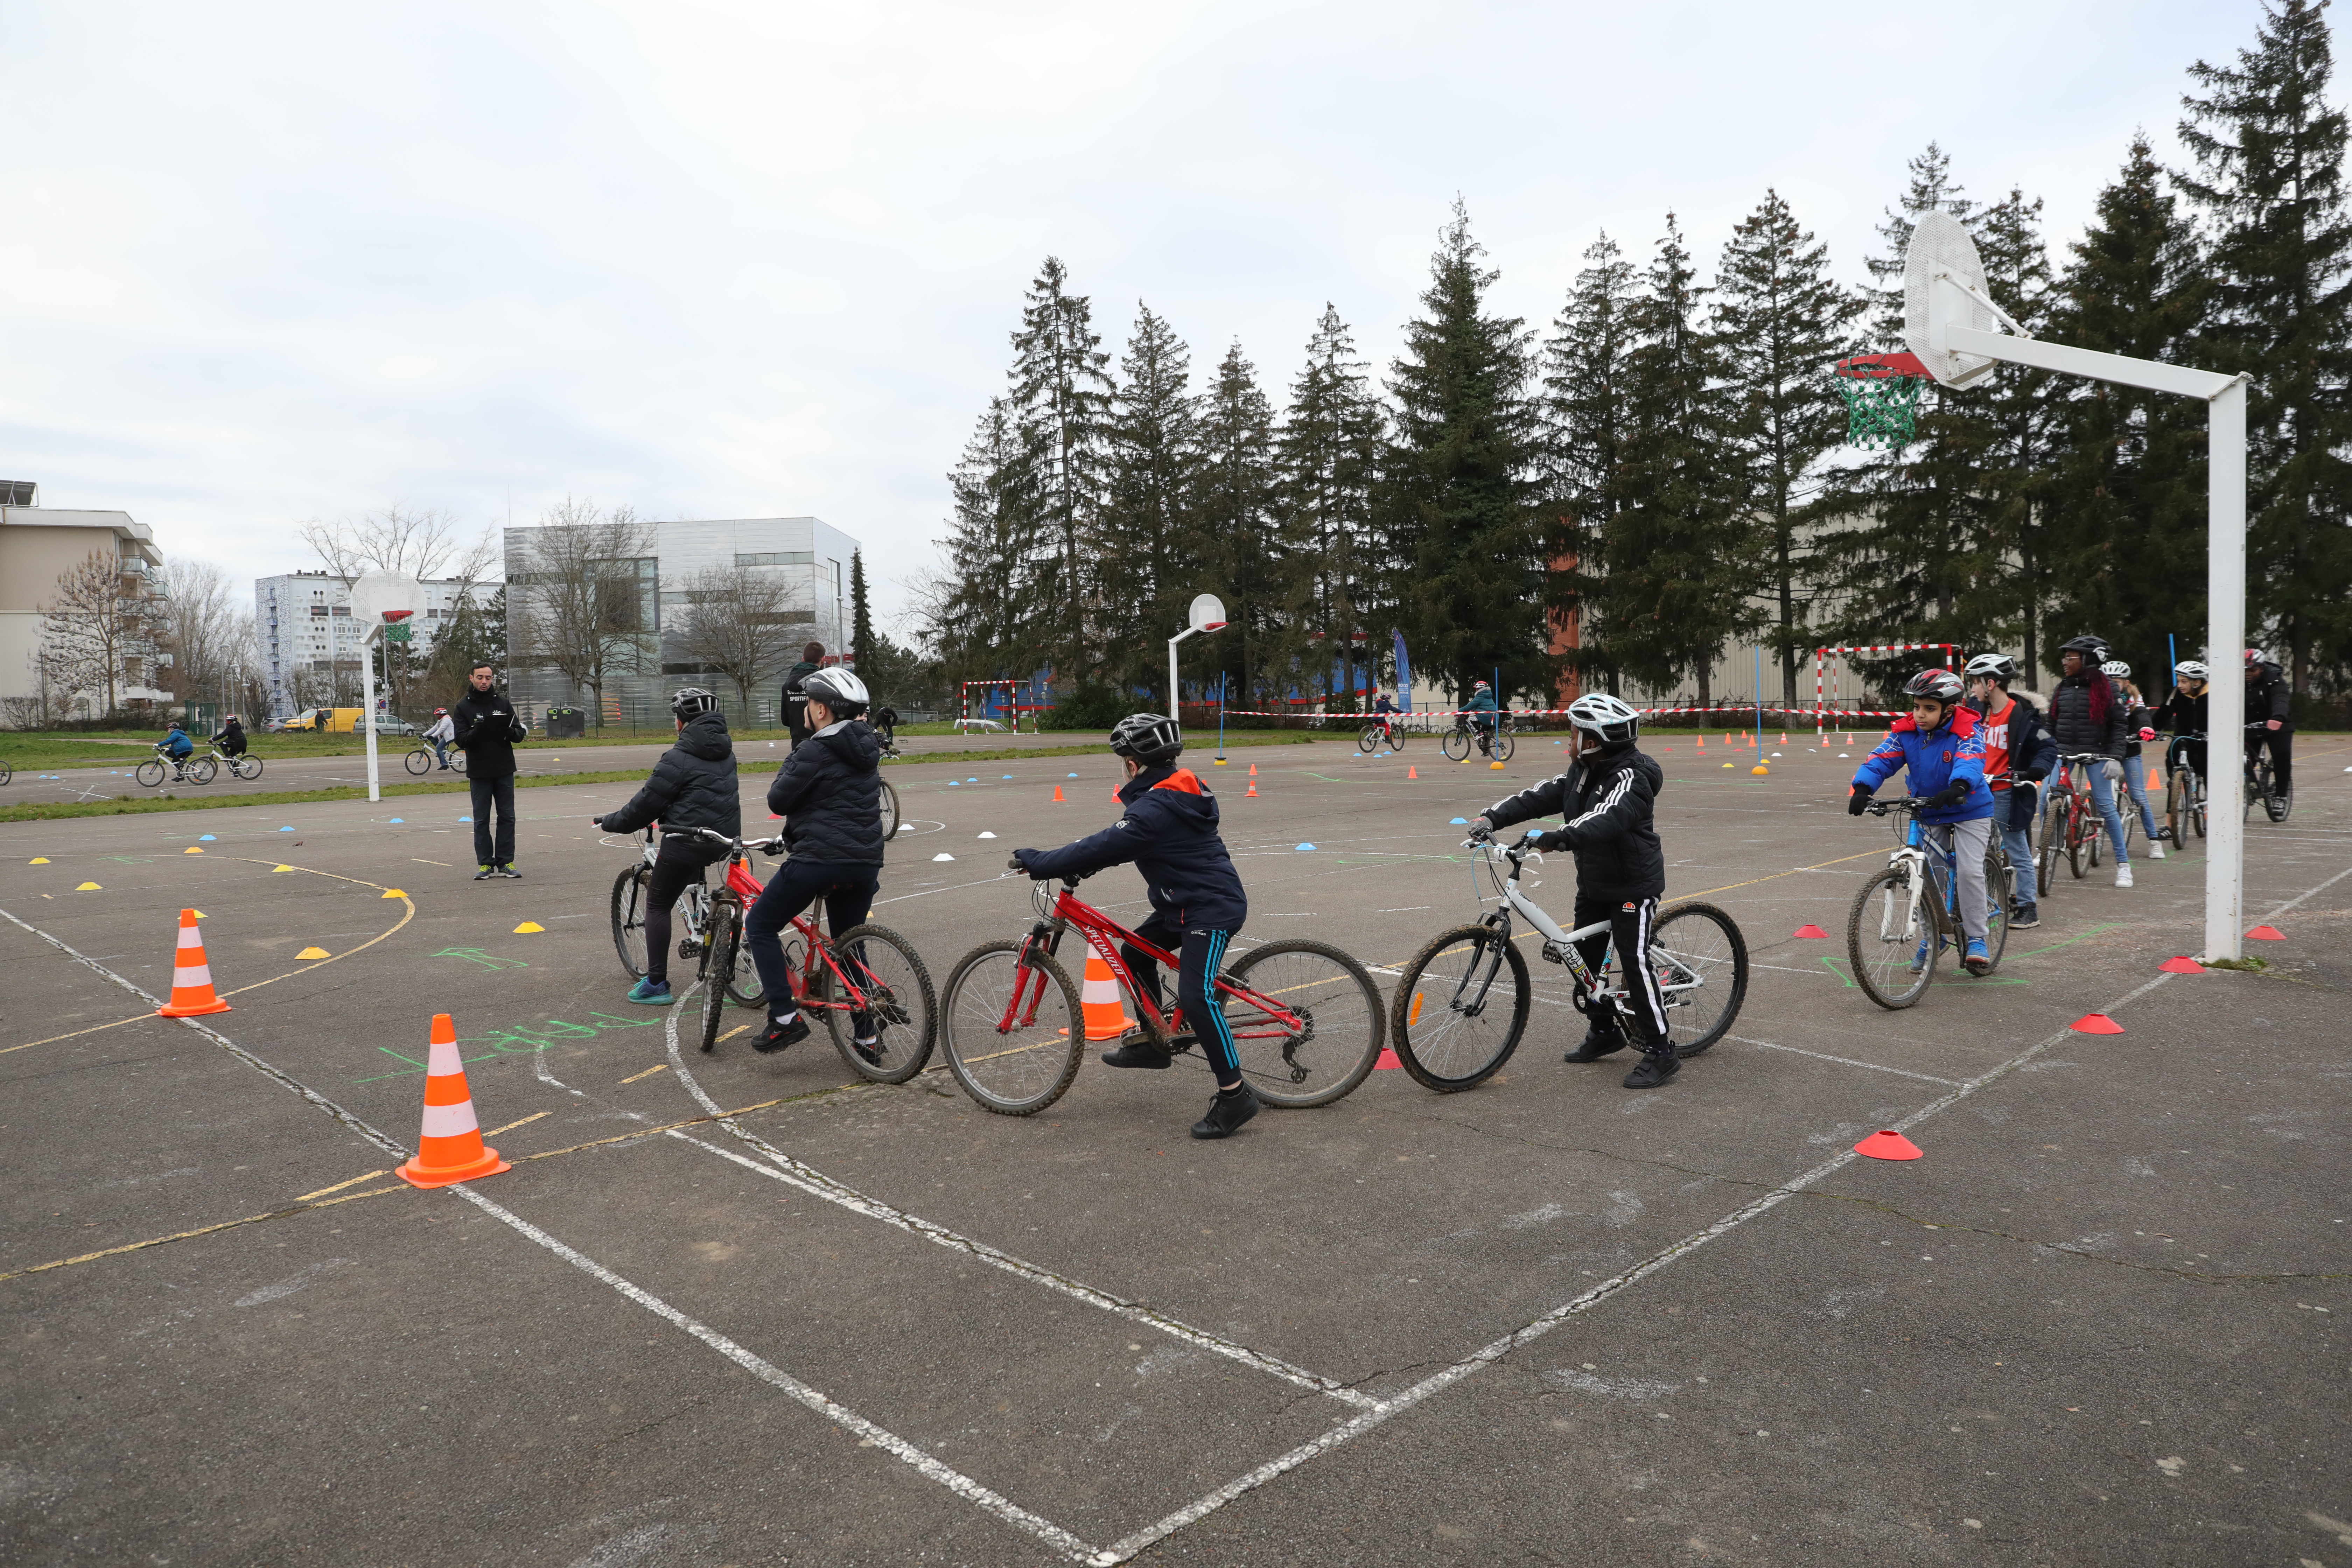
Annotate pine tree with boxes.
[931,398,1042,683]
[1100,303,1202,703]
[1275,305,1387,710]
[1601,213,1760,706]
[1540,232,1640,696]
[1711,190,1864,705]
[2180,0,2352,692]
[1379,200,1548,705]
[848,550,874,670]
[1195,342,1280,707]
[1005,257,1114,678]
[2045,135,2212,675]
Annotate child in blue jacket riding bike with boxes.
[1848,669,1998,977]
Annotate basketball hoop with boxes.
[1834,352,1931,449]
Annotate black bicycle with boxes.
[1441,713,1514,763]
[2245,722,2291,823]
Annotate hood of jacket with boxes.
[813,720,882,770]
[677,709,733,761]
[1888,704,1979,741]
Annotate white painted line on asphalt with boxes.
[659,985,1377,1410]
[445,1184,1105,1564]
[1724,1035,1962,1086]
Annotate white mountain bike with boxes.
[1388,832,1749,1091]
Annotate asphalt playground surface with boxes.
[4,730,2348,1566]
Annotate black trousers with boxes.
[1122,913,1244,1088]
[468,774,516,866]
[1574,892,1669,1052]
[2245,727,2294,794]
[642,838,728,986]
[744,859,879,1021]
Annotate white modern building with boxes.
[504,515,858,725]
[254,571,485,719]
[0,482,175,718]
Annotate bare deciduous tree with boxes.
[669,564,811,715]
[512,498,657,724]
[297,505,497,592]
[158,559,250,709]
[38,550,167,718]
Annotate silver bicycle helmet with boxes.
[2173,659,2209,681]
[1565,692,1641,746]
[1108,712,1184,763]
[1963,652,2017,681]
[2100,659,2132,679]
[800,666,870,716]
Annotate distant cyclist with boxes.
[1369,688,1403,746]
[159,721,196,780]
[424,706,456,770]
[1849,670,1997,976]
[2049,634,2134,889]
[2158,659,2209,787]
[1963,653,2056,930]
[211,713,248,759]
[1466,680,1500,754]
[588,688,740,1006]
[2245,648,2293,804]
[2103,660,2165,859]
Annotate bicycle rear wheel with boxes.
[187,756,217,784]
[2035,798,2060,897]
[1642,902,1747,1055]
[879,778,901,842]
[2068,796,2093,879]
[817,923,937,1083]
[1440,728,1471,762]
[1219,939,1383,1107]
[1847,866,1935,1010]
[404,749,431,776]
[235,754,263,779]
[1491,729,1515,762]
[611,866,651,977]
[940,941,1083,1114]
[699,902,742,1054]
[1389,923,1528,1092]
[1980,846,2013,972]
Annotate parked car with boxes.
[370,717,422,737]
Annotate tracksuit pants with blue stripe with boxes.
[1122,913,1244,1089]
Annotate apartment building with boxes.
[254,571,484,719]
[0,482,174,716]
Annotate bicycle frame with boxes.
[1446,839,1708,1020]
[1861,799,1955,947]
[670,826,880,1015]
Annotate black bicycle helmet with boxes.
[670,686,718,719]
[1901,668,1965,702]
[1109,712,1183,764]
[2058,633,2109,663]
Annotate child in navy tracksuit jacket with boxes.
[1014,716,1256,1141]
[1849,685,1998,974]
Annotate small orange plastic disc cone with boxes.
[2246,925,2286,941]
[1793,924,1830,939]
[2070,1013,2126,1034]
[1854,1130,1922,1161]
[2158,956,2204,973]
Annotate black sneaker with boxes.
[473,865,495,881]
[1190,1084,1260,1140]
[1622,1049,1680,1090]
[849,1036,883,1066]
[754,1014,811,1055]
[1100,1036,1174,1069]
[1564,1025,1629,1063]
[2010,902,2040,930]
[493,864,522,879]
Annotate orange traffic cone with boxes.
[1407,765,1418,779]
[1064,952,1136,1042]
[1695,735,1704,749]
[1052,785,1065,802]
[2146,765,2160,790]
[1246,779,1258,797]
[1249,763,1258,777]
[156,908,231,1017]
[397,1014,510,1189]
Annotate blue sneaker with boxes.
[1962,938,1991,976]
[1910,936,1946,973]
[626,977,673,1005]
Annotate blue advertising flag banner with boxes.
[1392,631,1413,709]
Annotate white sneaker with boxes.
[2115,864,2135,889]
[2149,840,2166,860]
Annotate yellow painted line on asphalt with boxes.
[0,1185,405,1283]
[618,1064,668,1085]
[486,1110,552,1135]
[294,1169,390,1201]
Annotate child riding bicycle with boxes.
[588,688,740,1006]
[1468,692,1680,1088]
[159,722,196,780]
[1466,680,1500,754]
[1963,653,2056,929]
[1848,669,1997,976]
[1011,713,1258,1140]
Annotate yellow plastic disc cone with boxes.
[184,846,204,854]
[29,857,50,864]
[381,888,405,898]
[513,921,545,934]
[75,881,101,891]
[296,946,331,960]
[272,864,295,872]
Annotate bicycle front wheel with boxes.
[1980,846,2013,972]
[817,923,937,1084]
[2035,798,2060,896]
[1643,902,1748,1055]
[879,778,901,842]
[1389,923,1528,1092]
[941,941,1083,1114]
[1219,939,1384,1108]
[2166,769,2194,852]
[136,758,166,788]
[1440,727,1471,762]
[2068,797,2093,879]
[699,902,742,1054]
[404,749,432,776]
[187,756,217,785]
[1847,866,1934,1010]
[1491,729,1515,762]
[611,866,651,977]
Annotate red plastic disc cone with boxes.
[2246,925,2286,941]
[2070,1013,2126,1034]
[1793,923,1830,939]
[2158,956,2205,974]
[1373,1048,1403,1071]
[1854,1129,1922,1161]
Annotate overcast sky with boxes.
[0,1,2262,639]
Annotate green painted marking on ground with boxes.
[431,946,530,971]
[357,1009,668,1081]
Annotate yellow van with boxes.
[282,707,366,733]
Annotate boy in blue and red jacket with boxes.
[1013,714,1256,1141]
[1849,668,1999,976]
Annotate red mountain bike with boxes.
[939,867,1386,1116]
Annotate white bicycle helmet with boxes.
[1566,692,1641,746]
[2173,659,2209,681]
[2100,659,2131,679]
[800,666,870,716]
[1962,652,2016,681]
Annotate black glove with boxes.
[1847,787,1872,817]
[2024,768,2047,784]
[1466,816,1495,840]
[1929,781,1970,808]
[1011,850,1048,880]
[1531,828,1574,853]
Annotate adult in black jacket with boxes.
[592,695,740,1004]
[2047,635,2135,887]
[451,665,524,877]
[782,643,825,749]
[1471,693,1680,1088]
[2245,651,2293,798]
[743,666,887,1057]
[1014,712,1259,1140]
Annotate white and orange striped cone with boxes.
[1246,778,1258,797]
[156,908,231,1017]
[397,1013,511,1189]
[1058,952,1138,1042]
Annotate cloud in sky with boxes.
[0,1,2251,636]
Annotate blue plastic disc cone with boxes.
[1449,817,1468,825]
[1296,842,1317,852]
